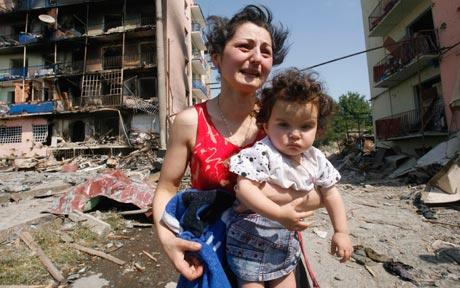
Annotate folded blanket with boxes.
[161,189,235,288]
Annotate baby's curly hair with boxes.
[206,5,289,66]
[257,68,336,132]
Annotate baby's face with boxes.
[263,100,318,162]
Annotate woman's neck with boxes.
[218,86,257,122]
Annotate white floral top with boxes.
[229,136,341,191]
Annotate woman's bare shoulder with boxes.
[173,106,198,127]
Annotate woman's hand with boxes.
[162,233,204,280]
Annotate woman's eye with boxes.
[261,49,272,57]
[237,44,250,51]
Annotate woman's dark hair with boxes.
[257,68,336,132]
[206,5,289,66]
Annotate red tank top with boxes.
[190,102,264,194]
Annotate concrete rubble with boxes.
[0,133,458,287]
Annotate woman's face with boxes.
[214,22,273,94]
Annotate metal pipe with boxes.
[156,0,167,149]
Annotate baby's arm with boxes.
[236,176,313,231]
[320,185,353,262]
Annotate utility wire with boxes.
[209,38,458,89]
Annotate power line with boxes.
[301,44,386,71]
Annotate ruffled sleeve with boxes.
[229,141,271,183]
[313,148,341,188]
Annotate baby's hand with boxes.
[330,232,353,262]
[277,198,314,231]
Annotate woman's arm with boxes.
[236,177,315,231]
[152,108,204,281]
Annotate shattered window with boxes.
[33,124,48,143]
[0,126,22,144]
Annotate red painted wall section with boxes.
[432,0,460,132]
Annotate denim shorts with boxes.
[226,213,300,282]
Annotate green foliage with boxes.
[320,91,372,144]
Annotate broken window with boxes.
[104,14,122,32]
[0,126,22,144]
[7,91,15,104]
[140,43,156,66]
[71,121,85,142]
[139,77,156,99]
[32,124,48,143]
[103,46,122,69]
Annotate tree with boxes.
[320,92,372,145]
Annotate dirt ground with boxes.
[0,167,459,288]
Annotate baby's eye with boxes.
[277,122,289,128]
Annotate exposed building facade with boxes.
[0,0,210,159]
[360,0,460,156]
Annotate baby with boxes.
[227,68,353,288]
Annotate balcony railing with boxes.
[27,63,57,78]
[368,0,398,32]
[1,0,108,14]
[191,21,206,50]
[0,34,21,47]
[87,15,156,35]
[0,67,26,81]
[375,101,446,140]
[192,53,208,75]
[373,32,438,86]
[192,79,208,99]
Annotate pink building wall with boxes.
[432,0,460,132]
[0,118,48,158]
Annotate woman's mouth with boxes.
[240,69,260,77]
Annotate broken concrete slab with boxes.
[71,273,110,288]
[0,197,56,243]
[388,158,417,179]
[69,211,112,237]
[416,131,460,168]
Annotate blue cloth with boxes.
[162,189,235,288]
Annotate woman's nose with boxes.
[249,48,262,63]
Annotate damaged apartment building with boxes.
[360,0,460,156]
[0,0,210,159]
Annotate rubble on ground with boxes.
[0,132,458,287]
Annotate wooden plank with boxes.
[19,231,65,283]
[71,243,126,265]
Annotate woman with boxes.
[153,5,322,284]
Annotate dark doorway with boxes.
[71,120,85,142]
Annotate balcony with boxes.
[0,0,108,14]
[191,21,206,51]
[190,4,205,26]
[191,53,208,75]
[0,33,20,48]
[375,102,447,140]
[192,79,208,100]
[87,15,155,36]
[368,0,420,37]
[0,67,26,82]
[27,63,57,78]
[373,32,438,88]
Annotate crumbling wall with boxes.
[0,117,48,158]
